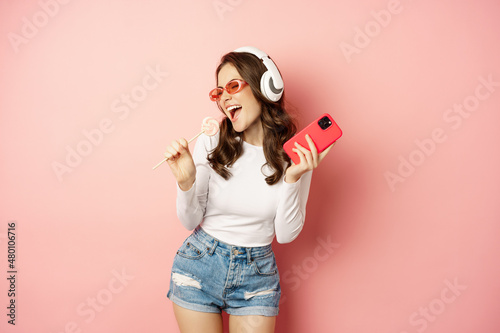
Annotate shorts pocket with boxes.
[176,237,209,260]
[251,252,278,276]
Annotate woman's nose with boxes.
[220,89,231,103]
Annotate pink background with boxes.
[1,0,500,332]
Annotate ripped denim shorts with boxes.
[167,226,281,316]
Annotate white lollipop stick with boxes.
[152,117,220,170]
[152,131,203,170]
[187,130,204,144]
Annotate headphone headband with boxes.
[233,46,284,102]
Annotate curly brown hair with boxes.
[207,51,297,185]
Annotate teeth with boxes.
[227,105,242,112]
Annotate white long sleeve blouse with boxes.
[176,132,312,247]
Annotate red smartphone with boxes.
[283,113,342,165]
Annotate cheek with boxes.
[242,94,261,113]
[217,102,227,114]
[247,105,262,120]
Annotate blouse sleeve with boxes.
[175,134,214,230]
[274,170,313,244]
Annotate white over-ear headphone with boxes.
[233,46,284,102]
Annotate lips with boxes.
[226,104,242,121]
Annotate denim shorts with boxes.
[167,226,281,316]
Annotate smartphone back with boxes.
[283,113,342,165]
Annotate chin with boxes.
[230,120,246,133]
[232,126,245,133]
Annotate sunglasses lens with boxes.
[209,88,223,101]
[226,81,241,94]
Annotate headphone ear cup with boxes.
[260,71,271,101]
[233,46,284,102]
[260,71,282,102]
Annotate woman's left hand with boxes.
[285,134,335,183]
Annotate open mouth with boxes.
[227,105,242,121]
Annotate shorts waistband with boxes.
[192,226,273,261]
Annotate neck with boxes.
[242,121,264,147]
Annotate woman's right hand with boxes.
[164,138,196,191]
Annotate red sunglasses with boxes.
[209,79,248,101]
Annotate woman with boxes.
[164,46,334,333]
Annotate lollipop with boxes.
[152,117,220,170]
[186,117,220,143]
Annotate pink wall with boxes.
[1,0,499,332]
